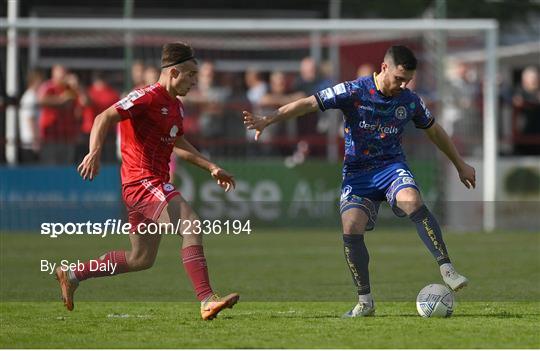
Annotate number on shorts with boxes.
[396,168,412,177]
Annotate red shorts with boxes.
[122,177,180,230]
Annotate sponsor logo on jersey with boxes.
[359,105,374,112]
[395,106,407,120]
[160,125,179,144]
[161,107,168,115]
[332,83,347,95]
[358,120,399,134]
[118,90,144,110]
[319,88,335,100]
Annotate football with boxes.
[416,284,454,318]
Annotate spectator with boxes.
[293,57,319,95]
[292,57,329,154]
[257,71,303,155]
[356,63,375,78]
[131,60,146,89]
[319,60,336,89]
[316,60,338,134]
[143,65,160,86]
[245,68,268,107]
[442,61,481,155]
[38,65,79,164]
[184,61,231,156]
[79,71,120,163]
[512,66,540,155]
[18,69,44,163]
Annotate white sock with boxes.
[358,293,373,305]
[440,263,454,274]
[67,269,79,284]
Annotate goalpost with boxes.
[1,12,498,232]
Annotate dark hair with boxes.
[161,42,195,68]
[384,45,417,71]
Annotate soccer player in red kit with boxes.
[56,42,239,320]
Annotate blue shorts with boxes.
[339,162,420,231]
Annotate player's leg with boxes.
[157,194,239,320]
[340,195,378,317]
[126,228,162,271]
[55,215,162,311]
[392,183,468,291]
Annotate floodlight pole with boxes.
[483,26,498,232]
[5,0,19,165]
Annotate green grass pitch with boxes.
[1,229,539,348]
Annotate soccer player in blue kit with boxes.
[243,46,476,317]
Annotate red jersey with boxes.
[38,80,79,142]
[115,83,184,185]
[82,83,120,134]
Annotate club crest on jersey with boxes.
[161,107,168,115]
[163,183,175,192]
[395,106,407,120]
[170,125,179,137]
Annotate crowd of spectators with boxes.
[10,58,540,165]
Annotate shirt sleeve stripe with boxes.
[416,117,435,129]
[314,93,326,111]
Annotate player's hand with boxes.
[210,166,236,192]
[77,152,101,181]
[457,162,476,189]
[243,111,268,141]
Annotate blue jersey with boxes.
[315,74,434,174]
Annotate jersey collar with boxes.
[372,72,396,98]
[373,72,382,91]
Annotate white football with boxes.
[416,284,454,318]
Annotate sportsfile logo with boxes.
[358,120,399,134]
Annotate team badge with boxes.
[395,106,407,120]
[169,125,179,137]
[163,183,175,192]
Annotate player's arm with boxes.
[424,122,476,189]
[77,106,122,181]
[243,95,319,141]
[173,135,235,192]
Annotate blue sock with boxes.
[409,205,451,266]
[343,234,371,295]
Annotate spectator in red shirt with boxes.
[79,71,120,163]
[37,65,79,164]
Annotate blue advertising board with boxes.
[0,165,122,231]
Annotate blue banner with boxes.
[0,165,122,231]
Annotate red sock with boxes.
[73,251,130,282]
[181,245,213,301]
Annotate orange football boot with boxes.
[55,267,78,311]
[200,293,240,320]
